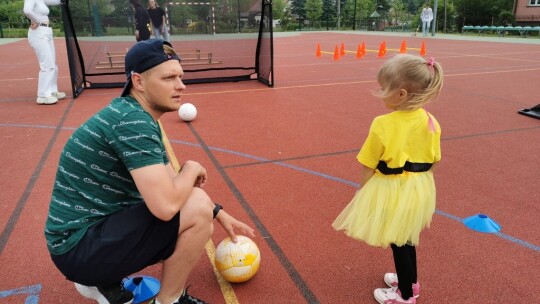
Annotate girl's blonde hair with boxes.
[374,54,443,110]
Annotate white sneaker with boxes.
[74,283,134,304]
[374,287,416,304]
[36,95,58,105]
[53,92,66,100]
[384,273,420,298]
[74,284,110,304]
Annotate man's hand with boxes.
[181,160,207,187]
[216,210,255,243]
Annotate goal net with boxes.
[61,0,273,97]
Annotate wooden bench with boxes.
[95,49,222,70]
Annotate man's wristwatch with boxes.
[213,203,223,219]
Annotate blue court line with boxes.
[0,284,41,304]
[496,232,540,252]
[170,139,540,254]
[434,209,463,222]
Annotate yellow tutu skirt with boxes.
[332,171,436,248]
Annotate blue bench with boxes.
[462,25,495,35]
[462,25,540,37]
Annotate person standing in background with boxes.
[420,4,434,37]
[148,0,169,41]
[130,0,151,41]
[23,0,66,105]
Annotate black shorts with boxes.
[51,202,179,286]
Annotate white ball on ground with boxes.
[178,103,197,122]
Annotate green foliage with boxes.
[0,0,25,23]
[276,6,294,29]
[498,10,514,25]
[305,0,322,21]
[453,0,513,26]
[291,0,306,20]
[435,1,458,32]
[389,0,407,25]
[272,0,287,20]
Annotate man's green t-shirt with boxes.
[45,96,169,255]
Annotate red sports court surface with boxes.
[0,32,539,303]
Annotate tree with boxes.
[291,0,307,20]
[278,5,295,30]
[305,0,323,24]
[498,10,514,26]
[453,0,513,27]
[389,0,407,25]
[272,0,287,21]
[321,0,336,28]
[0,0,24,24]
[405,0,420,14]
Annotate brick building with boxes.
[514,0,540,25]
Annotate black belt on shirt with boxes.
[39,23,50,27]
[377,161,432,175]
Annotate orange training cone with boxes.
[377,41,386,58]
[340,42,346,57]
[420,41,426,56]
[355,43,364,58]
[400,40,407,53]
[316,43,322,57]
[361,42,366,56]
[333,44,340,60]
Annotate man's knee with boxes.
[189,188,213,211]
[180,188,214,227]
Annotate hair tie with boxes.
[427,57,435,68]
[425,110,436,132]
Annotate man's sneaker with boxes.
[174,286,207,304]
[75,282,134,304]
[36,95,58,105]
[374,287,416,304]
[53,92,66,100]
[384,273,420,298]
[148,286,207,304]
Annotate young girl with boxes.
[332,54,443,304]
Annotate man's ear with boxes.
[131,73,144,91]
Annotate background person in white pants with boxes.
[24,0,66,105]
[420,4,433,37]
[147,0,169,41]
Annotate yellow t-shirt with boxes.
[357,109,441,169]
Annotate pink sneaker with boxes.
[383,273,420,298]
[374,287,416,304]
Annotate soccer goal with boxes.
[61,0,273,98]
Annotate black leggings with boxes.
[391,244,417,300]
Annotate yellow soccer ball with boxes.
[214,236,261,283]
